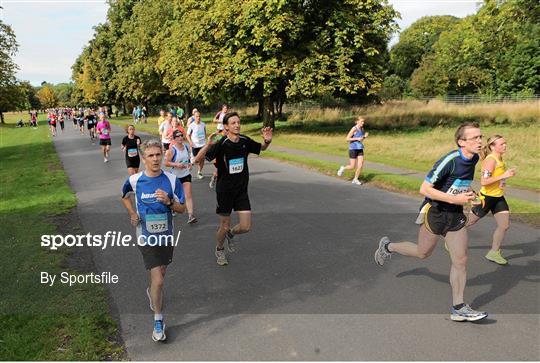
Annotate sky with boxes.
[1,0,479,86]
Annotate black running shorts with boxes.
[99,138,112,146]
[349,149,364,158]
[216,189,251,215]
[424,203,467,237]
[472,194,509,218]
[192,147,202,157]
[179,174,192,184]
[138,244,174,270]
[125,157,140,169]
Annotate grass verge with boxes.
[261,150,540,227]
[0,114,124,360]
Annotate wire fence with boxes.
[414,94,540,104]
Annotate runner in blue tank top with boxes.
[337,116,369,185]
[121,139,186,342]
[373,122,488,322]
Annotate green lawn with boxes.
[240,122,539,191]
[0,113,123,360]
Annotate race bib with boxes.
[447,179,471,195]
[197,130,205,139]
[145,213,168,234]
[127,148,138,157]
[229,157,244,174]
[102,129,109,135]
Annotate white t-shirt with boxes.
[187,122,206,148]
[167,143,191,178]
[159,121,172,143]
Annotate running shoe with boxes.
[197,172,204,180]
[485,250,508,265]
[215,248,228,266]
[146,287,155,312]
[104,157,109,163]
[450,304,488,322]
[352,179,362,185]
[337,166,345,177]
[209,175,217,189]
[187,215,198,224]
[374,236,392,266]
[224,231,236,252]
[152,319,166,342]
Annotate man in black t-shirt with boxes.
[86,112,97,143]
[194,112,273,266]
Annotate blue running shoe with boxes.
[152,319,166,342]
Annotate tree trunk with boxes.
[122,101,127,115]
[185,97,193,119]
[0,111,4,124]
[256,98,264,120]
[262,96,275,128]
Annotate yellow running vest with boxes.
[480,154,506,197]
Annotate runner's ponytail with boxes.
[480,134,503,160]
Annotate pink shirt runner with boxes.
[96,120,111,139]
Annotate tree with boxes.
[18,81,41,110]
[37,85,58,109]
[0,20,20,123]
[410,0,540,96]
[379,74,406,100]
[54,83,75,106]
[389,15,459,80]
[159,0,398,127]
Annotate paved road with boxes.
[53,125,539,360]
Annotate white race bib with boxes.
[229,157,244,174]
[447,179,471,195]
[127,148,138,157]
[145,213,168,234]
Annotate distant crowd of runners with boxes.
[42,103,516,341]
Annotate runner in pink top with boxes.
[96,112,112,162]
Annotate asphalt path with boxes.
[52,124,539,360]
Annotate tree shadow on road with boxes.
[396,246,539,311]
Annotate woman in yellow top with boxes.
[468,135,516,265]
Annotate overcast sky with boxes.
[1,0,479,86]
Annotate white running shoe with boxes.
[374,236,392,266]
[215,248,228,266]
[451,304,488,322]
[197,172,204,180]
[337,166,345,176]
[104,157,108,163]
[352,178,362,185]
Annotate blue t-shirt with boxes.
[349,127,364,150]
[422,149,479,211]
[121,171,185,244]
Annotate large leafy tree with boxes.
[37,85,58,109]
[0,20,23,123]
[159,0,397,127]
[389,15,459,80]
[111,0,172,105]
[411,0,540,96]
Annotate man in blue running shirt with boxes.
[121,139,185,342]
[374,122,488,322]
